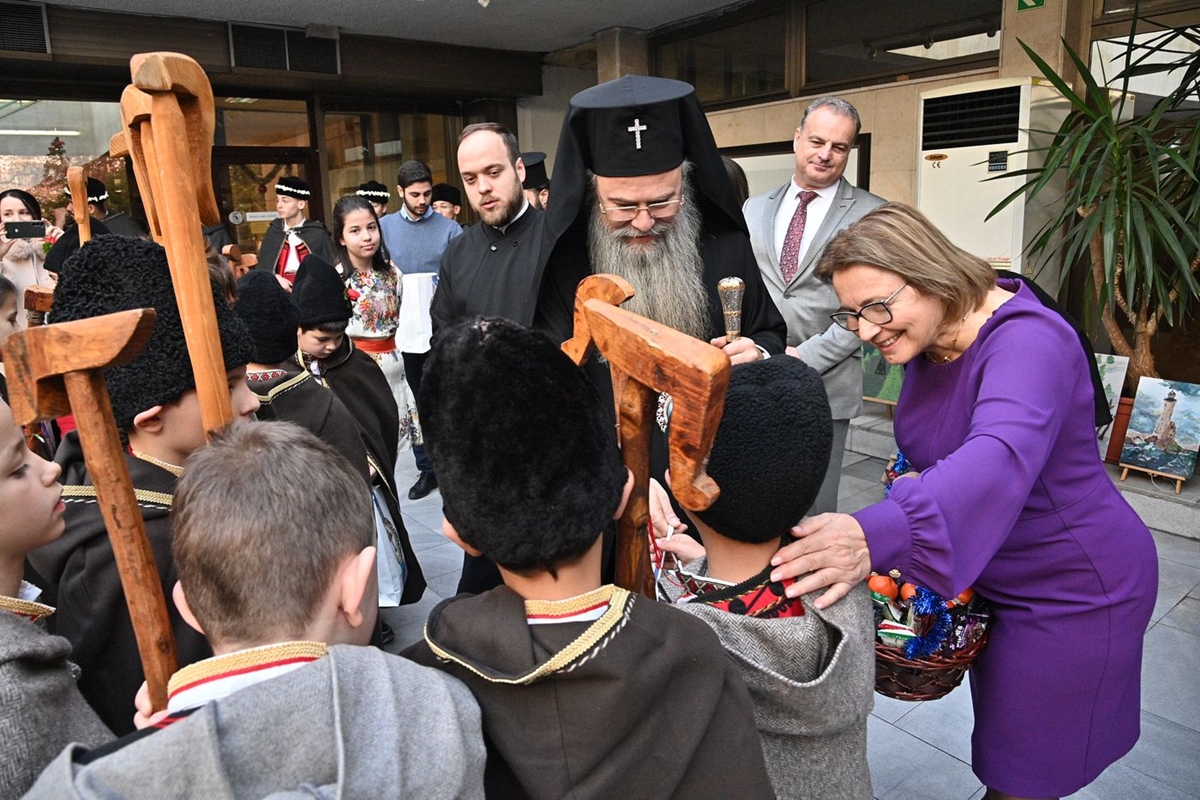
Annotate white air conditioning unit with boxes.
[916,78,1072,292]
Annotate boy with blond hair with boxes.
[28,421,484,798]
[27,235,260,733]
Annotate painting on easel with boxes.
[862,343,904,406]
[1095,354,1129,456]
[1119,377,1200,490]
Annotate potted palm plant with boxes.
[992,19,1200,392]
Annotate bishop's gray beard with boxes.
[587,181,710,341]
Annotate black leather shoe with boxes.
[408,471,438,500]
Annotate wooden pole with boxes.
[1,310,177,709]
[66,166,92,245]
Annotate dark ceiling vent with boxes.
[285,30,339,75]
[0,2,49,54]
[229,23,339,74]
[922,86,1022,151]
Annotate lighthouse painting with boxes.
[1120,377,1200,481]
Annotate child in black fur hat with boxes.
[25,234,260,734]
[656,358,875,799]
[234,269,369,486]
[404,316,774,800]
[291,254,426,607]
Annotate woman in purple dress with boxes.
[771,203,1158,799]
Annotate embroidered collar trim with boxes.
[684,563,805,619]
[131,450,185,477]
[247,368,289,383]
[61,484,173,508]
[525,585,612,625]
[167,641,328,714]
[0,589,55,622]
[425,585,633,685]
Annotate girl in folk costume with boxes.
[332,195,419,452]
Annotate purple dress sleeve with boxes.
[852,297,1077,597]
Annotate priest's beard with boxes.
[587,177,710,341]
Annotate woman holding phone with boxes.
[1,189,63,330]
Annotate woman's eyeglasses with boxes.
[829,283,908,331]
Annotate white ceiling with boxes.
[38,0,748,53]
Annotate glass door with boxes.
[211,151,316,257]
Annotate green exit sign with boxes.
[1018,0,1045,9]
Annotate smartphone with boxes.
[4,220,46,239]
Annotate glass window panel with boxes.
[655,13,787,105]
[323,110,453,212]
[214,161,309,257]
[1092,31,1200,102]
[805,0,1001,87]
[1101,0,1200,12]
[0,99,133,226]
[215,98,309,147]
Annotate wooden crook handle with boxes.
[123,52,233,436]
[561,274,634,366]
[66,166,91,245]
[131,53,220,225]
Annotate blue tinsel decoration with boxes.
[904,586,953,659]
[884,450,913,497]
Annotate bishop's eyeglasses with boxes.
[829,283,909,331]
[598,197,685,223]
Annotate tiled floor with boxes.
[382,450,1200,800]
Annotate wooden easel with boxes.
[563,275,730,598]
[1119,462,1185,494]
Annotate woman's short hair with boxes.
[814,202,995,321]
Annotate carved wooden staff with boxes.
[66,166,93,246]
[1,310,178,708]
[116,52,233,436]
[563,275,730,597]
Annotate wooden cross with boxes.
[563,275,729,597]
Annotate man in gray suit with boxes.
[744,96,885,515]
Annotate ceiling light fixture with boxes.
[0,129,80,136]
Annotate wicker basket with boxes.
[874,633,988,701]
